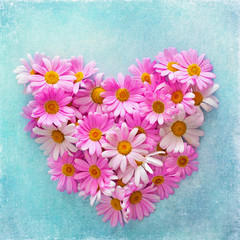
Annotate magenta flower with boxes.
[123,182,160,221]
[31,87,74,127]
[74,151,117,196]
[173,49,216,90]
[75,112,114,156]
[29,56,76,94]
[47,151,82,194]
[96,186,129,227]
[149,166,180,200]
[102,73,144,118]
[164,143,199,179]
[70,55,99,94]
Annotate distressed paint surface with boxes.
[0,0,239,239]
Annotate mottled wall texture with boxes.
[0,0,239,239]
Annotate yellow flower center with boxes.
[74,72,84,83]
[152,100,165,114]
[130,191,142,204]
[116,88,129,102]
[137,127,145,135]
[111,198,122,211]
[89,165,101,178]
[91,87,105,104]
[152,175,165,185]
[157,145,168,156]
[45,71,59,84]
[171,90,183,104]
[177,155,189,167]
[167,62,179,72]
[187,64,201,76]
[193,91,203,106]
[117,141,132,155]
[117,179,127,187]
[89,128,102,141]
[62,164,75,177]
[141,72,151,84]
[51,130,65,143]
[171,121,187,137]
[30,69,36,75]
[44,100,59,114]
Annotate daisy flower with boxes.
[192,83,219,112]
[29,56,76,94]
[128,58,157,85]
[164,81,196,115]
[21,101,38,138]
[33,122,78,160]
[102,73,144,118]
[75,112,114,156]
[160,107,204,153]
[102,123,149,172]
[165,143,199,179]
[96,186,129,227]
[13,52,46,94]
[31,87,74,127]
[123,182,160,221]
[149,166,180,200]
[47,151,82,194]
[125,111,160,151]
[73,73,107,114]
[70,55,99,94]
[173,49,216,90]
[139,88,178,125]
[154,47,179,82]
[74,151,117,196]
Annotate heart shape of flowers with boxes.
[14,48,219,227]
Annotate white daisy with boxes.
[160,107,204,153]
[33,122,78,160]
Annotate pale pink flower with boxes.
[70,55,99,94]
[29,56,76,94]
[149,166,180,200]
[31,87,74,127]
[102,73,144,118]
[102,123,149,172]
[96,186,129,227]
[173,49,216,90]
[47,151,82,194]
[165,143,199,179]
[75,112,114,156]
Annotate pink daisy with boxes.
[102,123,149,172]
[47,151,82,194]
[125,111,161,151]
[21,101,39,138]
[154,47,179,82]
[70,55,99,94]
[75,112,114,156]
[74,151,117,196]
[123,182,160,221]
[73,73,107,114]
[173,49,216,90]
[101,73,144,118]
[149,166,180,200]
[13,52,46,94]
[33,122,78,160]
[31,87,74,127]
[139,88,178,125]
[128,58,157,85]
[165,143,199,179]
[96,186,129,227]
[29,56,76,94]
[160,107,204,153]
[164,81,196,115]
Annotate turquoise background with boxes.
[0,0,239,239]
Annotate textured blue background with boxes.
[0,0,239,239]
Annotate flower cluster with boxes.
[15,48,219,227]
